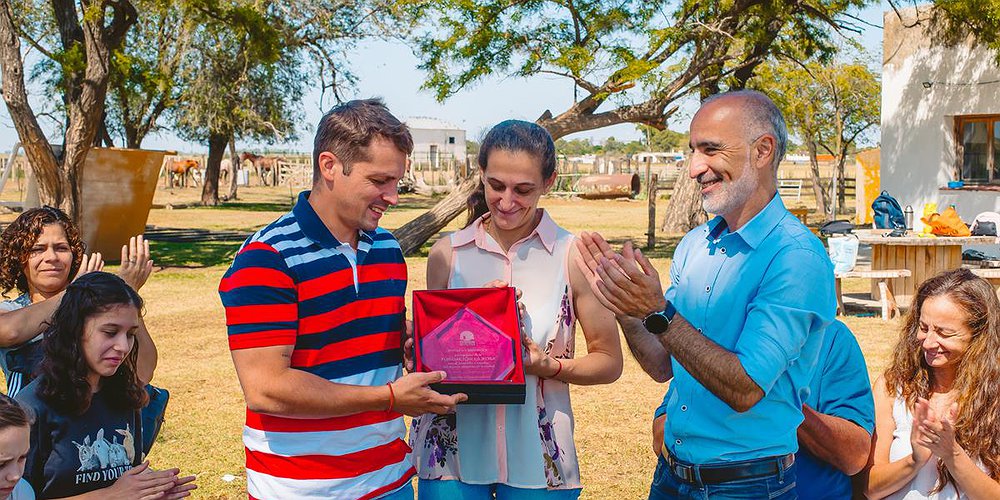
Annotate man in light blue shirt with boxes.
[651,320,874,499]
[577,90,837,498]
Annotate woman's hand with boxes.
[402,318,415,372]
[909,398,935,466]
[107,461,180,500]
[118,235,154,291]
[73,252,104,281]
[916,399,961,463]
[162,473,198,499]
[481,280,556,378]
[521,330,558,378]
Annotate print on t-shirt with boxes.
[73,426,135,484]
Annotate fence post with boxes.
[646,173,658,250]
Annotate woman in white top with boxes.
[411,120,622,499]
[865,269,1000,499]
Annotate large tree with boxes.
[392,0,874,250]
[754,56,880,218]
[911,1,1000,62]
[0,0,136,221]
[105,0,190,148]
[176,0,418,206]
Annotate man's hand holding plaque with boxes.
[412,286,527,404]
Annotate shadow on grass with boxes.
[603,235,683,260]
[403,232,683,260]
[150,240,242,268]
[210,201,293,212]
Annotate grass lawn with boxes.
[0,184,898,499]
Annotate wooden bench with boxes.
[970,268,1000,299]
[836,269,912,321]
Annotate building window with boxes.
[448,136,456,144]
[956,115,1000,184]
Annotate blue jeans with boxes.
[418,478,582,500]
[648,454,797,500]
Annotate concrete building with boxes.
[406,117,467,169]
[881,6,1000,230]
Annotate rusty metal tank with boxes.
[573,173,641,199]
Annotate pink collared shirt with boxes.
[410,209,582,490]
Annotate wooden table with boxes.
[854,230,999,305]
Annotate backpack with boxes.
[872,191,906,230]
[971,211,1000,236]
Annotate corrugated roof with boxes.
[406,116,463,130]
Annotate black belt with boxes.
[665,453,794,485]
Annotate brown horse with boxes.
[167,159,201,188]
[240,152,284,186]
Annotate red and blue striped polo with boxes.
[219,191,412,499]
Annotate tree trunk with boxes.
[660,172,707,234]
[226,135,239,201]
[201,133,227,206]
[806,139,831,220]
[836,153,847,213]
[393,176,478,255]
[0,0,66,210]
[0,0,134,222]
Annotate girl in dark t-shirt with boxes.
[14,273,195,499]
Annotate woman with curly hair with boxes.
[14,272,195,499]
[0,207,155,396]
[865,268,1000,499]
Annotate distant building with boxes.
[406,117,467,169]
[881,6,1000,229]
[633,151,684,164]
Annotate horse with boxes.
[167,158,201,188]
[240,152,285,186]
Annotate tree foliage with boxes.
[915,0,1000,62]
[414,0,874,140]
[0,0,136,221]
[172,0,419,205]
[753,54,880,217]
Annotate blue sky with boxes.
[0,3,885,153]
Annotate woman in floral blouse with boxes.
[411,120,622,499]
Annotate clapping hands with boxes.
[912,398,961,463]
[574,232,665,319]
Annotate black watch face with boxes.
[644,313,670,334]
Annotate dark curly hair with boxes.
[0,207,85,297]
[38,272,147,415]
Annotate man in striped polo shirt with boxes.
[220,99,466,499]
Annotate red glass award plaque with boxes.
[413,287,526,404]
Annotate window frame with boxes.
[955,114,1000,184]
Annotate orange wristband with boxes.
[386,382,395,413]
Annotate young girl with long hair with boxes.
[14,272,194,499]
[0,207,155,396]
[865,268,1000,499]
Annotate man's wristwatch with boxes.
[642,301,676,335]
